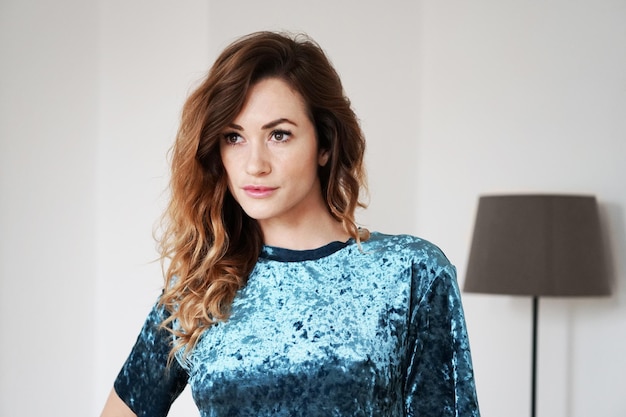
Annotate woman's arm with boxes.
[405,259,480,416]
[107,298,189,416]
[100,388,137,417]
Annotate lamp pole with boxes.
[531,296,538,417]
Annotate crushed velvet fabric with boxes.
[114,232,480,416]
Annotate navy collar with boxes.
[259,239,352,262]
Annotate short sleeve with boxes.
[405,257,480,416]
[113,298,189,417]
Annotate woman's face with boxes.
[219,77,329,232]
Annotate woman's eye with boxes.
[223,133,242,145]
[272,130,291,142]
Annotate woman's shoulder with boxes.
[360,231,458,292]
[359,231,454,274]
[362,231,449,260]
[349,232,457,301]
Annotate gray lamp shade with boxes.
[464,195,611,297]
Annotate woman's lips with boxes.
[242,185,277,198]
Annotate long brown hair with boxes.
[159,31,367,358]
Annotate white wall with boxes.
[0,1,98,416]
[1,1,624,416]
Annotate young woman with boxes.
[101,31,480,417]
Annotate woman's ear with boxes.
[318,149,330,167]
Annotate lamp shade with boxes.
[464,195,610,297]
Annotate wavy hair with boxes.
[158,31,367,358]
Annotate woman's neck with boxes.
[260,215,350,250]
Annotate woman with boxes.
[101,31,480,417]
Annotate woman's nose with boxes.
[245,142,271,176]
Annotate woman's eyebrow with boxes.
[226,118,298,132]
[262,118,298,130]
[226,123,244,131]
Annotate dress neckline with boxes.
[259,239,353,262]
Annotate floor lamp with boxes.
[463,194,611,417]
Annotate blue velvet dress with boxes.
[114,232,480,416]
